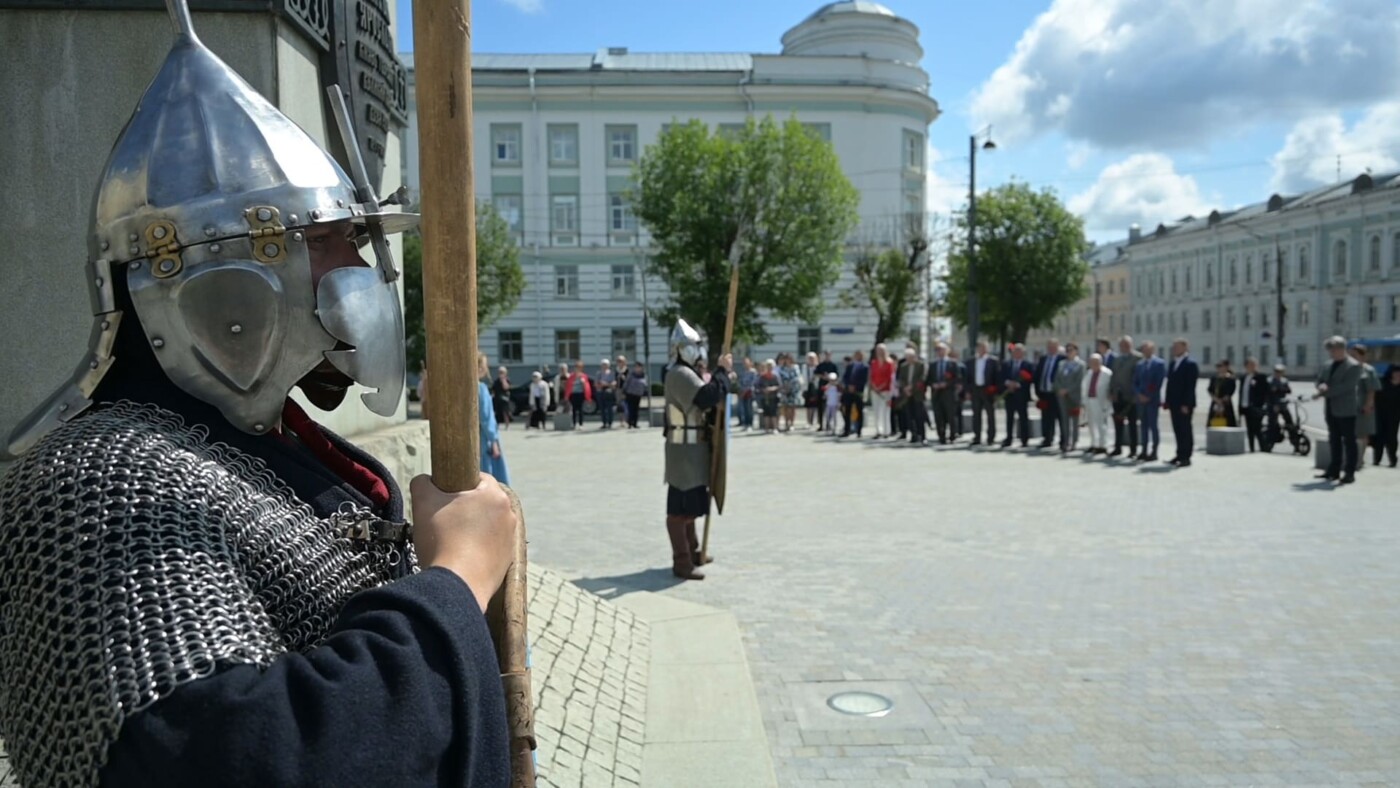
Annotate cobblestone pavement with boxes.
[529,566,649,788]
[502,415,1400,787]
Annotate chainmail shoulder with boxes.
[0,401,412,788]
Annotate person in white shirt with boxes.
[1081,353,1114,454]
[528,371,550,429]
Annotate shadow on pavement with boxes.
[1290,481,1337,493]
[572,568,684,600]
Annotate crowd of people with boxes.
[712,336,1400,482]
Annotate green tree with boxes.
[633,116,859,356]
[942,182,1089,345]
[402,200,527,373]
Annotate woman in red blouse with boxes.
[868,343,896,439]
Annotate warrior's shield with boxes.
[709,396,731,514]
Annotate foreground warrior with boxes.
[662,320,733,580]
[0,5,514,786]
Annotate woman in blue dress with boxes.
[478,352,510,484]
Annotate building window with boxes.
[610,264,635,299]
[554,264,579,299]
[611,328,637,359]
[1203,308,1212,330]
[1260,346,1269,366]
[1392,294,1400,323]
[491,124,521,165]
[1242,306,1251,328]
[1171,269,1178,293]
[1278,249,1288,285]
[1261,304,1269,327]
[1333,239,1348,279]
[1370,235,1382,273]
[1226,306,1236,328]
[1181,311,1189,332]
[607,125,637,165]
[798,326,822,355]
[1366,295,1379,323]
[1262,255,1271,286]
[1226,345,1235,365]
[1203,346,1212,365]
[1206,263,1214,288]
[903,130,923,171]
[1146,314,1153,333]
[550,195,578,244]
[1229,257,1238,287]
[1297,344,1307,367]
[555,329,580,363]
[1333,297,1346,325]
[494,194,523,239]
[1245,254,1253,285]
[548,124,578,166]
[1393,233,1400,271]
[1298,244,1310,281]
[1298,300,1310,327]
[609,193,637,235]
[498,330,523,364]
[1167,313,1174,332]
[1185,269,1192,292]
[1135,315,1142,333]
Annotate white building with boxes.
[401,1,940,373]
[1123,172,1400,378]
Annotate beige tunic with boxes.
[664,364,710,490]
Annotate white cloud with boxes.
[1069,153,1212,236]
[500,0,543,13]
[972,0,1400,149]
[1269,101,1400,193]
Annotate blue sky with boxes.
[395,0,1400,242]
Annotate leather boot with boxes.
[667,520,704,580]
[686,520,713,566]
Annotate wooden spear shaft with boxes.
[412,1,535,784]
[699,241,742,563]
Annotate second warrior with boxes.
[662,320,732,580]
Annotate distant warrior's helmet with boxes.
[5,0,417,457]
[670,319,705,367]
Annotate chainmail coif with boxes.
[0,401,410,787]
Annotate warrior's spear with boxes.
[412,1,535,784]
[699,232,742,563]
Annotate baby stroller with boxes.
[1259,395,1311,456]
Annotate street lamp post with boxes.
[966,128,995,355]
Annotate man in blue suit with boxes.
[1164,338,1200,467]
[1133,340,1167,461]
[841,350,869,438]
[1032,339,1065,448]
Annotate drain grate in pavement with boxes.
[787,680,937,742]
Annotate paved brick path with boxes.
[529,566,649,788]
[504,417,1400,787]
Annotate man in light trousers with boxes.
[1082,353,1114,454]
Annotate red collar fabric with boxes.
[280,399,390,508]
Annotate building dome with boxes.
[781,2,922,63]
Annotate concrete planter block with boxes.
[1206,427,1246,455]
[960,410,973,433]
[1028,418,1044,440]
[554,410,575,431]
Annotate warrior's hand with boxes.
[410,473,519,613]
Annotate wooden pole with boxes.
[413,1,535,784]
[699,242,742,563]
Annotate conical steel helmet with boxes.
[670,319,705,366]
[5,0,417,458]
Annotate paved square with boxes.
[502,417,1400,787]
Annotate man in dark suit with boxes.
[1316,335,1362,483]
[841,349,869,438]
[1109,335,1143,458]
[1000,343,1033,447]
[1238,357,1270,452]
[965,340,1001,445]
[896,346,928,444]
[1032,339,1065,448]
[926,343,959,443]
[1164,338,1199,467]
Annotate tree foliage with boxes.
[402,200,526,373]
[841,215,948,350]
[942,183,1090,345]
[633,115,859,356]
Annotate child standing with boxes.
[823,372,841,434]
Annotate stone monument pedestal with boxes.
[1206,427,1246,455]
